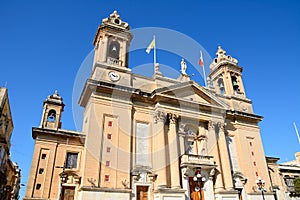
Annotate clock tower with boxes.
[91,11,133,87]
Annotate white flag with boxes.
[146,38,155,54]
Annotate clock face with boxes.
[108,71,120,82]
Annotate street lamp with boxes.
[56,162,68,200]
[193,169,206,200]
[256,177,266,200]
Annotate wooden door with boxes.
[62,186,75,200]
[137,186,149,200]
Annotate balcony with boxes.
[180,154,215,169]
[107,57,122,66]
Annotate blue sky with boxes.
[1,0,300,198]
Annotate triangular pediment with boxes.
[153,81,228,109]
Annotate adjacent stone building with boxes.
[267,153,300,200]
[0,87,21,199]
[25,11,275,200]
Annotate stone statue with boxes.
[181,58,187,75]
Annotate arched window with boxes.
[47,110,56,122]
[231,76,239,91]
[108,41,120,59]
[218,78,225,94]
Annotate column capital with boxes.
[168,113,178,124]
[208,121,216,129]
[217,122,225,132]
[208,121,225,131]
[154,110,166,123]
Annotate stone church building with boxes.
[24,11,275,200]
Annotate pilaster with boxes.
[168,113,180,189]
[153,110,167,188]
[216,122,234,190]
[208,121,224,192]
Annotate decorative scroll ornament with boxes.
[87,177,96,187]
[122,178,129,188]
[154,110,166,123]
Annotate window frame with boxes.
[65,152,79,169]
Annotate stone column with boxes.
[168,113,181,189]
[208,121,224,192]
[205,169,216,200]
[181,167,190,199]
[153,111,167,188]
[216,122,234,190]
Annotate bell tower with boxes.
[90,11,133,86]
[208,46,253,112]
[40,90,64,129]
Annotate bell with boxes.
[232,78,239,91]
[233,84,239,91]
[232,80,238,86]
[112,46,117,52]
[219,82,224,89]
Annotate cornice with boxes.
[226,110,263,123]
[32,127,85,140]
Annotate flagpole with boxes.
[153,35,156,68]
[201,51,207,86]
[294,122,300,144]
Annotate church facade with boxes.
[24,11,275,200]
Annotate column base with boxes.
[157,184,168,189]
[154,188,186,200]
[214,186,225,193]
[214,190,239,200]
[171,185,181,189]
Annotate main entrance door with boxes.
[189,177,204,200]
[61,186,75,200]
[136,186,149,200]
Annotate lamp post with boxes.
[193,169,206,200]
[256,177,266,200]
[56,162,68,200]
[59,171,68,200]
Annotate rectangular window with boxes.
[38,168,44,174]
[285,178,294,187]
[136,123,150,166]
[186,141,194,154]
[249,142,252,146]
[107,147,111,153]
[66,152,78,169]
[41,154,47,159]
[106,161,110,166]
[256,172,258,177]
[252,151,254,156]
[108,121,113,127]
[107,134,112,140]
[253,161,256,166]
[105,175,110,182]
[36,184,41,190]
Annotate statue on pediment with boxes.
[181,58,187,75]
